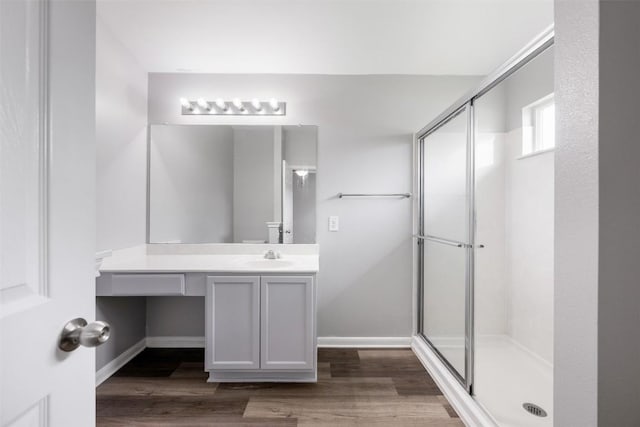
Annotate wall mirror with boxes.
[148,124,317,244]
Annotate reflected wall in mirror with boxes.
[149,124,317,244]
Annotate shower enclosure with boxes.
[415,28,554,427]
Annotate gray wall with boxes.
[95,297,146,370]
[283,126,318,167]
[150,125,234,243]
[147,73,479,338]
[232,126,277,243]
[597,2,640,425]
[284,125,318,244]
[146,297,205,337]
[293,173,317,244]
[95,17,148,371]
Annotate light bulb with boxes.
[197,98,210,110]
[232,98,245,111]
[251,98,262,111]
[180,97,192,110]
[269,98,280,112]
[295,169,309,178]
[215,98,227,111]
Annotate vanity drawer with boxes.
[111,274,186,296]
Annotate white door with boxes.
[281,160,294,243]
[0,1,97,426]
[261,276,314,370]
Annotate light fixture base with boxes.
[181,99,286,116]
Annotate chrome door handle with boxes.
[58,318,111,352]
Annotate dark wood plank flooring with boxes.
[97,348,462,426]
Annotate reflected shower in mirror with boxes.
[149,124,317,244]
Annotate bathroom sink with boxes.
[242,259,296,269]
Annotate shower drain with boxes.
[523,403,548,417]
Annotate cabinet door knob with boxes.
[58,318,111,352]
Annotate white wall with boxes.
[554,2,599,424]
[146,73,479,338]
[474,132,508,337]
[474,82,509,339]
[96,18,147,252]
[505,49,555,131]
[504,131,554,363]
[150,125,234,243]
[504,48,554,362]
[472,47,554,364]
[95,17,148,370]
[555,3,640,425]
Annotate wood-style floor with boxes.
[97,348,462,426]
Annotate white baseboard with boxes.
[95,338,146,386]
[145,336,206,348]
[317,336,411,348]
[143,336,414,349]
[411,336,497,427]
[95,335,411,386]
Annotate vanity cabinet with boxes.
[206,276,260,370]
[261,276,314,370]
[97,248,319,384]
[98,273,187,296]
[205,274,316,382]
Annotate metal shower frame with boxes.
[415,25,554,394]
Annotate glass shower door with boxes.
[419,105,472,386]
[472,45,554,426]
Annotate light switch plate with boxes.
[329,216,339,232]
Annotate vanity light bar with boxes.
[180,98,286,116]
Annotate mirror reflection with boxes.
[149,124,317,244]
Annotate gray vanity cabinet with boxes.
[261,276,314,370]
[206,274,316,382]
[205,276,261,370]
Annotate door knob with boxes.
[58,318,111,352]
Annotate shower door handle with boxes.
[422,235,469,248]
[416,235,485,249]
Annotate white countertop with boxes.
[99,244,319,274]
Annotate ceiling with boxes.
[97,0,553,76]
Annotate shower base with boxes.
[434,335,554,427]
[474,335,553,426]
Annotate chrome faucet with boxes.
[264,249,281,260]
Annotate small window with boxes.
[522,93,555,156]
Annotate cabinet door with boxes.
[261,276,314,370]
[206,276,260,370]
